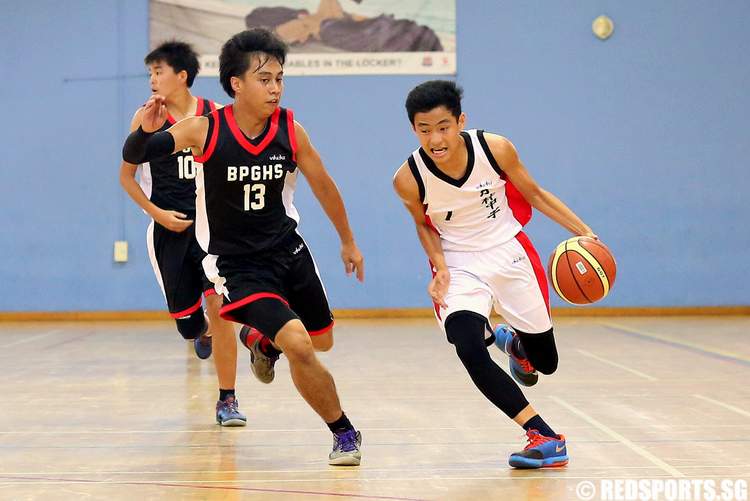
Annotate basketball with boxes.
[547,236,617,305]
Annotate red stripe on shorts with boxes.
[219,292,289,320]
[515,231,550,316]
[170,297,202,319]
[308,321,334,337]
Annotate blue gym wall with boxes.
[2,1,749,311]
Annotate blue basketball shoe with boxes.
[493,324,538,387]
[192,314,212,360]
[215,395,247,427]
[194,334,212,360]
[509,429,569,468]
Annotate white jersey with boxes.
[408,129,532,252]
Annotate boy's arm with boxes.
[122,95,208,165]
[293,120,364,282]
[392,163,449,308]
[119,108,193,232]
[484,133,595,237]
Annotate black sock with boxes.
[326,412,354,433]
[523,415,556,438]
[219,389,235,401]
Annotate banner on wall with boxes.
[149,0,456,76]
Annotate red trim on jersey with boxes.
[503,176,532,226]
[287,109,298,162]
[308,320,334,337]
[207,100,217,112]
[225,105,280,156]
[166,113,176,125]
[203,288,216,297]
[219,292,289,320]
[515,231,550,316]
[194,110,220,163]
[170,297,202,319]
[421,204,440,235]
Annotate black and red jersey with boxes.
[138,97,217,214]
[194,105,300,256]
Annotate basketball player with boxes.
[122,29,365,465]
[393,80,596,468]
[119,41,246,427]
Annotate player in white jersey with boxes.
[393,80,596,469]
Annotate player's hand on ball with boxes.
[341,241,364,282]
[428,269,450,308]
[141,95,168,133]
[155,209,193,232]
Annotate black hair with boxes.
[219,28,288,98]
[144,41,200,87]
[405,80,463,124]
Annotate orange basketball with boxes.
[547,237,617,305]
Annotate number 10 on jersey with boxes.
[244,184,266,210]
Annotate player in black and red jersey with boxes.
[123,29,364,465]
[119,41,245,427]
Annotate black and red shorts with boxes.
[147,220,215,319]
[206,232,334,339]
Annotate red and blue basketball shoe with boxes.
[509,429,569,469]
[493,324,538,387]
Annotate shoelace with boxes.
[518,357,534,373]
[336,431,358,452]
[508,335,535,373]
[524,430,556,450]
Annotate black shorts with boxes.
[206,232,334,339]
[147,220,215,319]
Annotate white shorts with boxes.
[434,232,552,334]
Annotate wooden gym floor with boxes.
[0,316,748,500]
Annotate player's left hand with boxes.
[141,94,168,133]
[428,269,450,309]
[341,241,364,282]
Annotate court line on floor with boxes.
[2,464,747,477]
[1,474,747,487]
[3,330,61,349]
[0,475,427,500]
[550,396,684,478]
[693,394,750,418]
[575,349,657,381]
[601,322,750,367]
[2,423,750,435]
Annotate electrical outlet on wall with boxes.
[114,241,128,263]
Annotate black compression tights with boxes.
[445,312,529,419]
[515,328,559,375]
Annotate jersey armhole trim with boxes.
[287,109,298,163]
[194,114,219,163]
[407,156,426,203]
[477,130,504,177]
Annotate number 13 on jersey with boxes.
[243,183,266,210]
